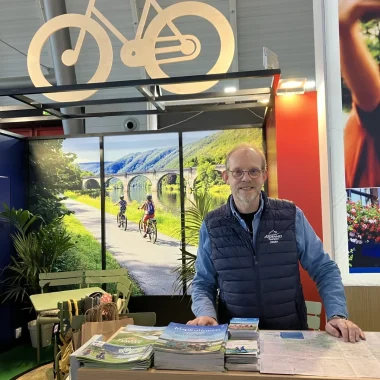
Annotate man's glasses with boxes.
[227,169,263,179]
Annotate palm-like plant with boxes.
[173,191,213,294]
[0,205,43,235]
[0,205,74,303]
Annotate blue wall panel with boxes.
[0,133,26,348]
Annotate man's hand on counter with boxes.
[325,317,366,343]
[186,316,218,326]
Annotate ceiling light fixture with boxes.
[277,78,307,96]
[279,78,306,90]
[224,86,237,94]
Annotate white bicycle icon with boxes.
[27,0,235,102]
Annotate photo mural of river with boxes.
[106,186,226,215]
[28,128,263,296]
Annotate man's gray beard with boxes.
[236,191,259,205]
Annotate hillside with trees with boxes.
[78,129,263,174]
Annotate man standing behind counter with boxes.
[187,144,365,343]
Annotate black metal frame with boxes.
[0,69,280,125]
[0,69,280,296]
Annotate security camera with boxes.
[123,117,139,132]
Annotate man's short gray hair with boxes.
[225,143,267,171]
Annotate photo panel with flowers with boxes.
[346,188,380,273]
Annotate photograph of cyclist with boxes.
[138,194,155,238]
[103,133,181,295]
[114,195,127,228]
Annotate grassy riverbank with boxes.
[65,191,181,239]
[57,214,144,296]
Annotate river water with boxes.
[106,186,227,215]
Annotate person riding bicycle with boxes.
[139,194,155,238]
[115,195,127,227]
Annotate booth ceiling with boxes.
[0,0,315,132]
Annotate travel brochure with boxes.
[76,338,152,363]
[225,340,259,355]
[229,318,259,330]
[154,322,228,353]
[228,318,259,340]
[225,318,260,372]
[74,325,166,369]
[153,323,229,371]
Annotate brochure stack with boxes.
[226,318,260,371]
[74,325,165,370]
[154,323,229,372]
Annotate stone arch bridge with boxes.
[82,165,226,192]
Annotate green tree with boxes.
[190,157,198,167]
[81,170,94,176]
[29,140,83,223]
[196,162,220,192]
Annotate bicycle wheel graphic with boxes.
[144,1,235,94]
[28,14,113,102]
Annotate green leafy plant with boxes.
[0,205,74,304]
[0,204,43,235]
[172,191,213,294]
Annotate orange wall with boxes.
[274,91,326,328]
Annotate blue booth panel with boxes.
[0,133,26,350]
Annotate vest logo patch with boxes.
[264,230,282,244]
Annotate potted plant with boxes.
[0,205,75,346]
[0,205,75,304]
[172,190,213,294]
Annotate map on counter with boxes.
[259,331,380,378]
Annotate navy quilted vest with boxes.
[205,192,308,330]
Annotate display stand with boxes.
[75,368,379,380]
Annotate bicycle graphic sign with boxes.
[27,0,235,102]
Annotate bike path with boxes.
[63,198,182,295]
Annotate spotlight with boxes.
[224,86,237,94]
[278,78,307,96]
